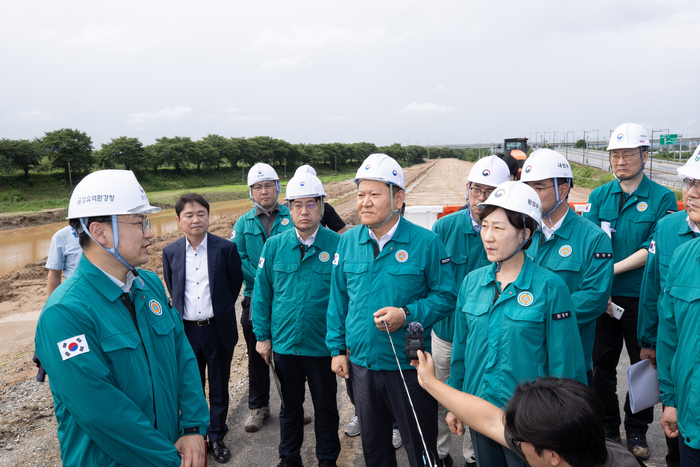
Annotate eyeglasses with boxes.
[290,201,320,211]
[118,218,152,234]
[251,183,277,192]
[610,152,640,162]
[530,184,555,195]
[683,178,700,191]
[469,186,494,199]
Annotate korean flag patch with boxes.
[583,203,591,213]
[258,258,265,268]
[332,253,339,266]
[649,240,656,255]
[58,334,90,361]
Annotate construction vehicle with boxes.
[495,137,528,179]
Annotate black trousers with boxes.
[184,320,234,442]
[351,362,438,467]
[592,295,653,435]
[241,296,270,409]
[274,353,340,463]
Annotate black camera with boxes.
[405,322,425,360]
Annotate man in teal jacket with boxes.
[253,170,341,467]
[582,123,677,459]
[658,234,700,463]
[326,154,457,467]
[522,149,614,388]
[638,153,700,467]
[430,155,510,467]
[35,170,209,467]
[232,162,294,432]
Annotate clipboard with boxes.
[270,359,284,408]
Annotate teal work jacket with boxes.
[658,238,700,449]
[35,255,209,467]
[252,226,340,357]
[231,204,294,297]
[638,211,696,349]
[326,217,457,371]
[431,209,489,343]
[582,174,677,296]
[448,256,587,408]
[527,207,614,371]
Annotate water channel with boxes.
[0,199,253,278]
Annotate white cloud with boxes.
[256,56,313,71]
[397,102,455,114]
[434,84,445,91]
[4,109,58,120]
[127,106,192,125]
[249,24,414,71]
[230,115,272,123]
[67,24,162,54]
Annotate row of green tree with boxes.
[0,128,490,180]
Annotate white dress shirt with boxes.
[688,216,700,234]
[369,216,401,252]
[183,235,214,321]
[542,210,567,240]
[296,226,320,247]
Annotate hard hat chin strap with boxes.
[79,216,144,286]
[465,183,482,231]
[249,181,282,213]
[366,184,400,231]
[543,178,570,221]
[495,214,533,273]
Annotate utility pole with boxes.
[241,159,244,183]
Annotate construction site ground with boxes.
[0,159,668,466]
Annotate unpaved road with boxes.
[2,159,670,467]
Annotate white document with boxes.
[627,359,662,414]
[600,221,613,239]
[611,302,625,320]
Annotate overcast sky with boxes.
[1,0,698,148]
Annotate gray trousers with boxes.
[432,331,475,461]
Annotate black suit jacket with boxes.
[162,232,243,352]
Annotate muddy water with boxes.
[0,199,252,278]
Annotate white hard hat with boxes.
[677,146,700,180]
[294,165,317,177]
[520,149,574,182]
[479,181,542,227]
[67,170,161,219]
[608,123,650,151]
[247,163,279,186]
[354,154,405,191]
[286,172,326,200]
[468,156,511,187]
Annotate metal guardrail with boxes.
[571,149,682,190]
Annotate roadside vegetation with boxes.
[0,128,491,213]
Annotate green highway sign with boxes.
[660,134,678,145]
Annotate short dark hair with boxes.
[505,377,608,467]
[479,205,536,249]
[175,193,210,218]
[497,153,519,179]
[69,217,112,248]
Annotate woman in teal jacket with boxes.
[447,181,587,467]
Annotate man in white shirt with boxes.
[46,224,82,296]
[163,193,243,464]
